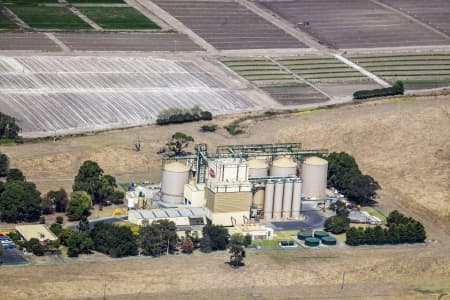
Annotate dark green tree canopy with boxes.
[66,191,92,221]
[90,222,137,257]
[324,215,351,234]
[347,174,380,205]
[6,168,25,182]
[73,160,103,203]
[138,219,178,256]
[0,152,9,177]
[166,132,194,156]
[202,224,229,251]
[0,112,21,139]
[0,181,41,223]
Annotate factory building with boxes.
[129,143,328,229]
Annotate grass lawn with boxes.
[0,13,17,30]
[7,6,91,29]
[77,7,160,29]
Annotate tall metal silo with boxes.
[291,178,302,219]
[273,181,284,220]
[248,159,269,178]
[270,157,297,177]
[282,180,293,219]
[253,184,265,210]
[264,181,275,220]
[301,156,328,199]
[161,161,190,205]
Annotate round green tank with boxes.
[314,231,329,239]
[297,232,312,240]
[305,237,320,247]
[321,236,337,245]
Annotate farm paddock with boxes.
[258,0,450,49]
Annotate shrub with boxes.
[56,216,64,224]
[39,216,45,224]
[49,223,63,236]
[157,106,213,125]
[324,215,350,234]
[200,124,217,132]
[110,190,125,204]
[353,81,404,100]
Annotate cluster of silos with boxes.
[160,161,190,205]
[263,178,302,220]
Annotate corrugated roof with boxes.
[304,156,328,166]
[166,210,181,218]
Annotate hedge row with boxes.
[156,106,212,125]
[353,81,404,100]
[346,210,426,246]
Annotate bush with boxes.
[67,247,79,257]
[156,106,213,125]
[353,81,404,100]
[27,238,45,256]
[200,124,217,132]
[39,216,45,224]
[0,112,21,139]
[110,190,125,204]
[56,216,64,224]
[49,223,63,236]
[202,224,229,251]
[324,215,350,234]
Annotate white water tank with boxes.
[264,181,275,220]
[273,181,284,220]
[291,179,302,219]
[161,161,190,205]
[302,156,328,199]
[270,157,297,177]
[248,159,269,178]
[282,180,293,219]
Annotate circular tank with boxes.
[253,185,265,210]
[264,181,275,220]
[297,232,312,240]
[301,156,328,199]
[161,161,189,205]
[321,236,337,245]
[248,159,269,178]
[271,157,297,177]
[305,237,320,247]
[313,231,329,240]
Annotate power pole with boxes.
[341,272,345,290]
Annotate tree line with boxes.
[353,81,404,100]
[345,210,426,246]
[0,112,21,140]
[156,106,212,125]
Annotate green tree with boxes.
[66,191,92,221]
[0,152,9,177]
[78,216,90,232]
[365,227,375,245]
[73,160,103,204]
[0,112,21,139]
[373,225,385,244]
[43,189,68,213]
[347,174,380,205]
[138,219,178,256]
[27,238,45,256]
[398,224,408,243]
[6,168,25,182]
[244,234,252,247]
[166,132,194,156]
[0,181,41,223]
[387,224,400,244]
[326,152,361,195]
[414,222,426,243]
[90,222,137,257]
[324,215,350,234]
[202,224,229,251]
[345,227,358,245]
[228,233,246,267]
[56,216,64,224]
[49,223,63,236]
[406,222,416,243]
[67,231,93,257]
[181,237,194,254]
[200,233,212,253]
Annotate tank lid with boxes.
[304,156,328,166]
[273,157,297,168]
[164,161,189,172]
[248,158,268,168]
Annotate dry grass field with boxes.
[0,92,449,299]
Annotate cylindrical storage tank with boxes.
[273,181,284,220]
[305,237,320,247]
[127,198,135,210]
[297,231,312,240]
[301,156,328,200]
[253,185,265,210]
[321,236,337,246]
[314,231,329,240]
[248,159,269,178]
[270,157,297,177]
[282,180,293,219]
[291,179,302,219]
[161,161,189,205]
[264,181,275,220]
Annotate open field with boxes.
[0,32,60,51]
[221,57,328,105]
[5,2,92,30]
[380,0,450,36]
[0,55,254,136]
[76,6,160,30]
[258,0,450,49]
[153,0,305,50]
[348,52,450,89]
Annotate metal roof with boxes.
[15,225,57,242]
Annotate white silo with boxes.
[248,158,269,178]
[161,161,190,205]
[291,178,302,219]
[253,184,265,210]
[273,181,284,220]
[270,157,297,177]
[301,156,328,200]
[264,181,275,220]
[282,180,293,219]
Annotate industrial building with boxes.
[127,143,329,236]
